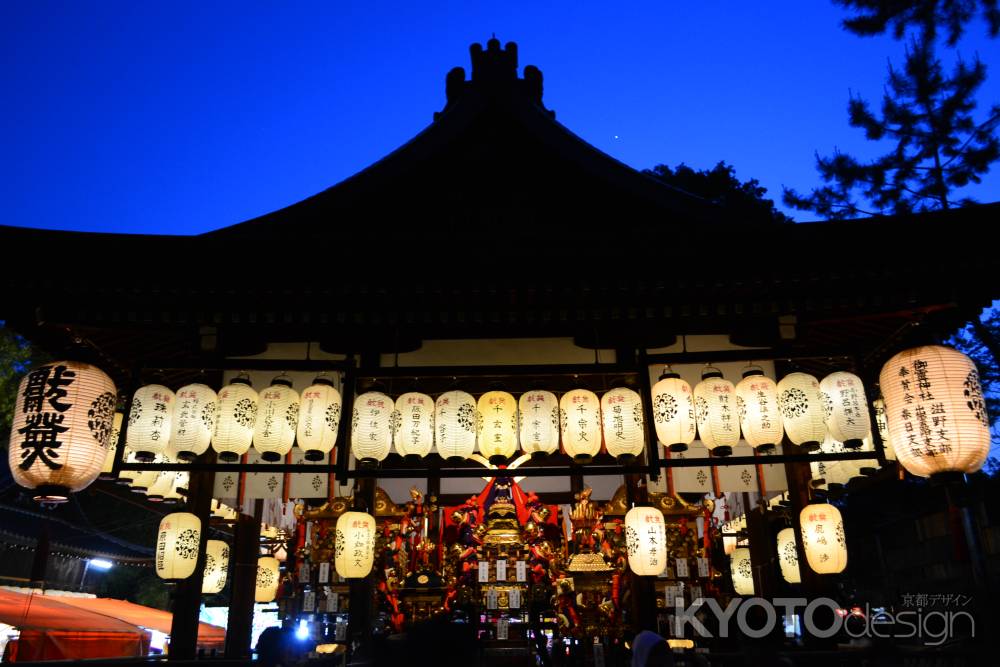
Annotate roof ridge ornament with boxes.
[437,39,549,119]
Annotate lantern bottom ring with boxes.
[572,454,593,465]
[754,443,776,453]
[810,478,826,488]
[32,485,70,504]
[799,441,821,453]
[529,451,549,460]
[842,439,864,450]
[218,452,241,463]
[929,471,966,486]
[260,451,283,462]
[98,473,117,481]
[488,454,509,465]
[712,446,733,458]
[176,450,198,462]
[445,456,466,464]
[303,449,325,461]
[616,454,637,464]
[668,442,689,453]
[147,495,165,502]
[403,454,424,463]
[135,450,157,462]
[860,467,877,476]
[130,486,149,494]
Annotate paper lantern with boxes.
[126,452,161,493]
[871,396,896,461]
[601,387,645,461]
[693,369,739,456]
[651,370,696,453]
[776,527,801,584]
[99,410,124,481]
[253,377,299,462]
[820,435,875,486]
[434,390,477,462]
[126,384,175,461]
[155,512,201,581]
[335,511,376,579]
[778,372,827,450]
[162,470,188,504]
[477,390,518,464]
[730,548,755,595]
[723,534,738,556]
[255,556,281,602]
[202,540,230,595]
[518,390,560,458]
[559,389,602,463]
[8,361,118,503]
[392,392,434,460]
[735,368,783,452]
[879,345,990,478]
[624,506,666,575]
[145,456,178,501]
[168,383,218,461]
[213,377,258,462]
[351,391,393,463]
[799,503,847,574]
[297,377,341,461]
[820,372,871,449]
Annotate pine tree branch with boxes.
[939,109,1000,168]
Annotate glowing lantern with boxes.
[351,391,393,463]
[730,547,755,595]
[392,392,434,460]
[169,383,217,461]
[799,503,847,574]
[693,368,739,456]
[723,534,738,556]
[126,384,175,461]
[253,377,299,462]
[8,361,118,503]
[335,511,376,579]
[624,506,666,575]
[99,410,124,481]
[820,372,870,449]
[255,556,281,602]
[297,377,341,461]
[776,527,801,584]
[477,390,518,464]
[650,369,696,453]
[559,388,602,463]
[162,470,188,504]
[518,390,560,458]
[202,540,230,595]
[871,395,896,461]
[145,456,178,501]
[735,368,783,452]
[155,512,201,581]
[434,390,477,462]
[126,452,162,494]
[601,387,645,461]
[880,345,990,477]
[777,372,827,450]
[213,376,258,462]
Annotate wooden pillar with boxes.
[624,473,657,633]
[29,518,51,588]
[427,475,441,569]
[743,492,778,600]
[348,474,377,661]
[225,499,263,659]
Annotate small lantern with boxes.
[297,377,342,461]
[624,506,666,575]
[202,540,230,595]
[820,372,870,450]
[601,387,645,462]
[126,384,175,461]
[169,383,218,461]
[126,452,162,494]
[879,345,990,478]
[518,390,560,459]
[99,410,124,481]
[734,367,782,452]
[477,390,518,464]
[255,556,281,602]
[335,511,376,579]
[723,534,738,556]
[776,527,801,584]
[155,512,201,581]
[434,390,477,462]
[351,391,393,464]
[871,396,896,461]
[162,470,188,504]
[777,372,827,451]
[799,503,847,574]
[392,392,434,461]
[253,376,299,462]
[559,388,602,463]
[650,369,696,453]
[693,368,739,456]
[730,547,755,595]
[213,376,258,462]
[145,456,177,502]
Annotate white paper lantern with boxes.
[650,370,696,453]
[162,470,188,504]
[8,361,118,503]
[693,369,739,456]
[624,506,666,575]
[392,392,434,460]
[155,512,201,581]
[735,368,783,452]
[477,390,518,463]
[253,377,299,462]
[335,511,376,579]
[602,387,645,461]
[434,390,477,461]
[202,540,230,595]
[518,390,560,458]
[99,410,124,481]
[730,547,755,595]
[777,372,827,450]
[126,384,175,461]
[879,345,990,478]
[297,377,341,461]
[776,527,801,584]
[126,451,162,493]
[723,534,738,556]
[871,396,896,461]
[799,503,847,574]
[213,377,258,462]
[145,456,178,501]
[559,388,602,463]
[820,372,871,449]
[351,391,393,463]
[820,435,876,486]
[255,556,281,602]
[168,383,218,461]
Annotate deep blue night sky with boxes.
[3,1,999,235]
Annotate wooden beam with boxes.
[224,500,263,659]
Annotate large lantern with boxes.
[735,368,783,452]
[602,387,645,462]
[730,547,755,595]
[253,377,299,462]
[392,392,434,461]
[297,377,342,461]
[8,361,118,502]
[776,527,801,584]
[126,384,175,461]
[560,388,602,463]
[477,390,518,464]
[820,372,870,449]
[434,390,477,462]
[871,395,896,461]
[155,512,201,581]
[169,383,217,461]
[624,506,666,575]
[518,390,560,459]
[213,376,258,462]
[879,345,990,478]
[335,511,376,579]
[99,410,124,481]
[693,368,739,456]
[650,369,696,453]
[777,372,827,451]
[799,503,847,574]
[202,540,230,595]
[255,556,281,602]
[351,391,393,463]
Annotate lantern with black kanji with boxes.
[730,547,755,595]
[202,539,230,595]
[518,390,560,458]
[169,383,218,461]
[777,372,827,451]
[651,369,696,453]
[145,456,177,502]
[255,556,281,602]
[392,392,434,461]
[297,376,342,461]
[871,395,896,461]
[127,452,162,494]
[776,527,801,584]
[155,512,201,581]
[213,376,258,462]
[335,511,376,579]
[559,388,602,463]
[434,390,477,462]
[625,506,666,575]
[735,367,782,452]
[99,409,124,481]
[253,376,299,462]
[126,384,175,461]
[601,387,645,462]
[477,390,518,464]
[693,368,739,456]
[799,503,847,574]
[820,371,870,450]
[351,391,393,464]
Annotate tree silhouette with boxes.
[836,0,999,45]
